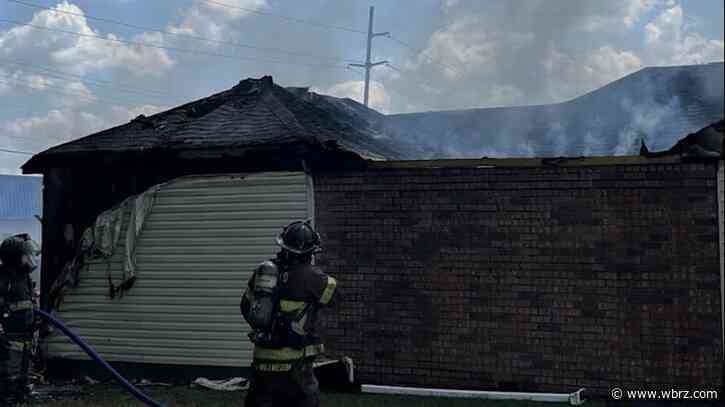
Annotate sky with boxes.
[0,0,723,173]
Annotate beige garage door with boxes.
[47,172,312,367]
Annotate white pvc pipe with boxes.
[361,385,586,405]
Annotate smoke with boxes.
[376,0,723,159]
[384,62,723,159]
[376,0,662,113]
[544,122,569,157]
[614,95,683,155]
[580,115,607,156]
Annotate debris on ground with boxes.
[30,383,87,403]
[191,377,250,391]
[82,375,100,385]
[135,378,173,387]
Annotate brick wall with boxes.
[313,162,722,396]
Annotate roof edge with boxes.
[367,155,694,169]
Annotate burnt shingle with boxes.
[23,76,409,172]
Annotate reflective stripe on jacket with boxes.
[244,260,339,364]
[253,343,324,363]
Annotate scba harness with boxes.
[242,260,315,350]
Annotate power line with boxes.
[0,19,358,72]
[0,75,138,106]
[0,147,34,155]
[385,63,441,95]
[1,131,64,145]
[0,58,170,97]
[197,0,463,78]
[385,63,404,73]
[7,0,361,64]
[0,59,172,103]
[198,0,367,34]
[347,66,366,76]
[0,73,130,105]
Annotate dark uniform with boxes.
[241,221,339,407]
[0,234,39,407]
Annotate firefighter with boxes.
[241,220,339,407]
[1,234,39,407]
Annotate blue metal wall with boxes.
[0,174,43,284]
[0,174,42,219]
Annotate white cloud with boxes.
[25,74,53,91]
[440,0,661,32]
[0,1,175,77]
[0,69,54,95]
[644,4,724,65]
[2,110,103,147]
[381,0,664,112]
[442,0,460,11]
[315,80,392,113]
[0,102,170,174]
[645,4,678,43]
[0,109,99,174]
[0,67,100,108]
[0,79,9,95]
[169,0,267,42]
[417,17,501,79]
[545,46,642,101]
[623,0,662,28]
[0,104,168,155]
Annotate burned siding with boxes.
[37,150,329,310]
[46,173,310,369]
[314,160,722,395]
[39,168,178,310]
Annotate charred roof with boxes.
[22,76,410,173]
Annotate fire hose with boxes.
[33,309,166,407]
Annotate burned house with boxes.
[22,75,410,378]
[22,76,724,396]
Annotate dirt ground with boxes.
[29,383,605,407]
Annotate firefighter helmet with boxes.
[0,233,39,268]
[276,220,321,254]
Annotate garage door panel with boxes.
[49,172,312,367]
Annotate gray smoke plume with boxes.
[383,62,724,159]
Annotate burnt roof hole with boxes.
[132,114,154,129]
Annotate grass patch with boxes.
[35,384,606,407]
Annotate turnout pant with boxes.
[245,360,319,407]
[0,337,31,406]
